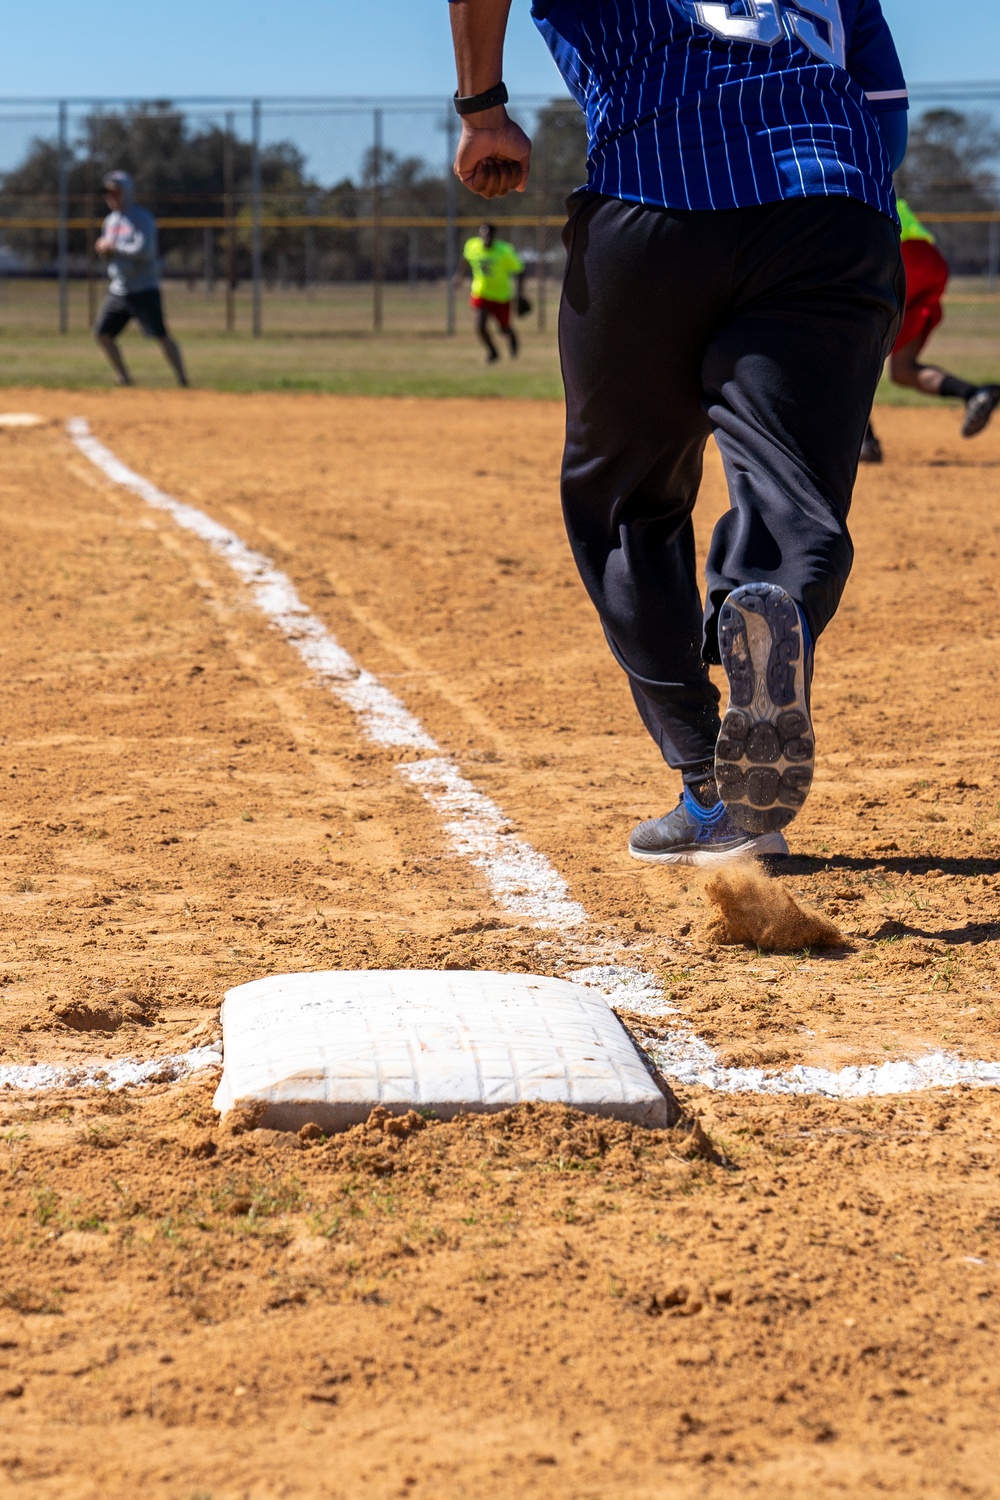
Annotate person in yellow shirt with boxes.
[456,222,528,363]
[862,199,999,461]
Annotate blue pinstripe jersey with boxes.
[530,0,907,219]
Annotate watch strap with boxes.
[453,81,508,117]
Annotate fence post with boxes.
[224,111,236,332]
[535,148,547,335]
[372,108,384,333]
[251,100,263,337]
[445,111,458,336]
[203,226,214,299]
[305,222,315,299]
[408,228,419,298]
[990,216,1000,291]
[84,129,98,327]
[57,101,69,334]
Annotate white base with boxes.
[213,969,670,1132]
[0,412,45,427]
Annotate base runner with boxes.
[456,221,528,362]
[447,0,907,865]
[862,198,1000,461]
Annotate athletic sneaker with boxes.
[962,386,1000,439]
[715,582,815,835]
[629,788,788,867]
[508,327,520,358]
[859,423,883,464]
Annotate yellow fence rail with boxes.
[1,212,998,231]
[0,215,571,231]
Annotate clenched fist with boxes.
[454,111,532,200]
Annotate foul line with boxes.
[67,418,585,933]
[0,1046,221,1095]
[17,415,995,1103]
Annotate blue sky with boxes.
[0,0,997,98]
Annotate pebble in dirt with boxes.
[213,969,674,1131]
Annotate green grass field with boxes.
[1,277,997,401]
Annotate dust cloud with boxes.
[704,863,845,952]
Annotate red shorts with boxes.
[471,296,511,330]
[894,239,949,354]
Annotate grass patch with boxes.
[0,278,997,400]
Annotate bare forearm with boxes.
[449,0,512,99]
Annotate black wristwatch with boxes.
[453,81,508,116]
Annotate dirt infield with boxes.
[0,393,999,1496]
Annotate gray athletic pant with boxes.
[558,192,903,783]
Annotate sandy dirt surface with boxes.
[0,392,998,1496]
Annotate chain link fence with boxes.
[0,88,998,341]
[0,96,588,339]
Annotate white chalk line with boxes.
[0,1045,222,1095]
[17,415,994,1103]
[563,965,1000,1098]
[67,418,584,936]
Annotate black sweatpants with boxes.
[558,192,903,782]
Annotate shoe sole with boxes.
[628,829,789,868]
[715,583,814,835]
[963,392,1000,438]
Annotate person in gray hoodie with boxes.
[94,170,188,387]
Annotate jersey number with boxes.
[690,0,846,67]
